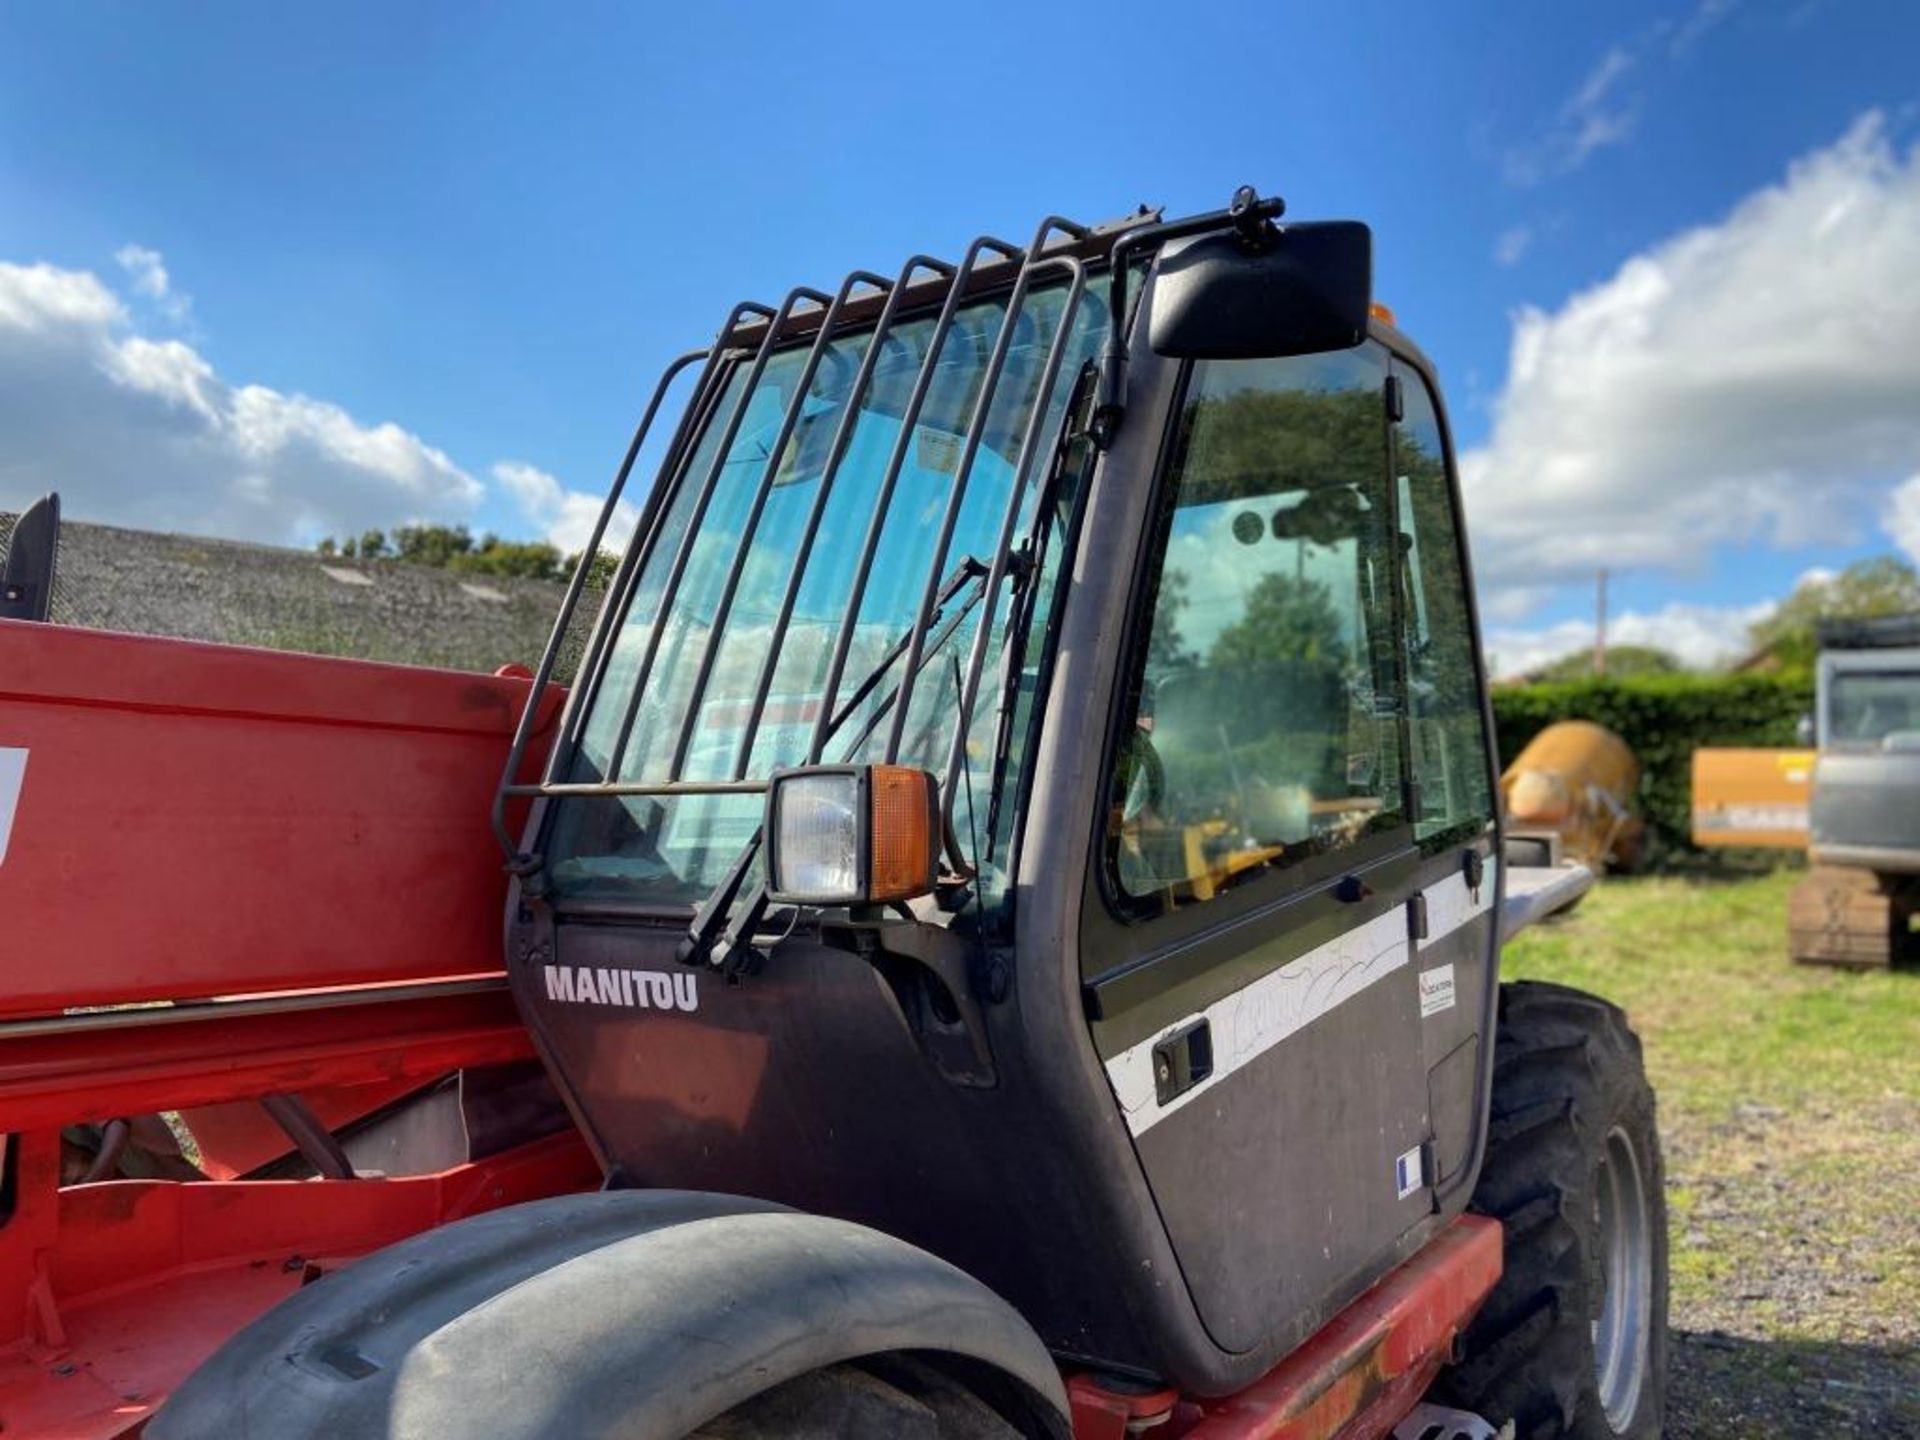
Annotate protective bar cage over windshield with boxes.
[491,194,1282,932]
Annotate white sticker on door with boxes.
[1418,963,1456,1019]
[0,748,26,868]
[1394,1145,1425,1199]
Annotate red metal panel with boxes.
[0,1129,599,1439]
[0,621,561,1017]
[0,981,534,1132]
[1167,1215,1504,1440]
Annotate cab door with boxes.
[1079,340,1464,1353]
[1389,354,1503,1205]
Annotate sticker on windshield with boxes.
[916,429,961,475]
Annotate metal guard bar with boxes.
[493,195,1276,873]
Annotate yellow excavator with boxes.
[1693,616,1920,967]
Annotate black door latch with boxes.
[1153,1019,1214,1104]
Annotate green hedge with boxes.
[1490,673,1814,853]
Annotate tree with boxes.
[1208,571,1348,672]
[1748,556,1920,670]
[392,523,476,568]
[1179,385,1388,509]
[451,535,562,581]
[1146,568,1195,670]
[563,548,622,591]
[1534,644,1684,683]
[314,525,564,581]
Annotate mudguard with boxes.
[148,1190,1070,1440]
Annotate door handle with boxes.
[1152,1019,1213,1104]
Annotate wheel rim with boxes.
[1591,1124,1652,1430]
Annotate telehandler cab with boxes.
[6,187,1667,1440]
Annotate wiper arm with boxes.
[981,360,1100,860]
[678,833,760,968]
[830,556,991,757]
[821,555,989,740]
[680,552,992,969]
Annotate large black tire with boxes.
[691,1355,1026,1438]
[1434,982,1669,1439]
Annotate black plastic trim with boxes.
[149,1194,1071,1440]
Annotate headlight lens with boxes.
[765,765,940,906]
[770,771,862,902]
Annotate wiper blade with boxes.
[827,554,990,751]
[681,551,991,966]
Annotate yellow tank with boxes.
[1502,720,1645,870]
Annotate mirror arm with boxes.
[1091,186,1286,447]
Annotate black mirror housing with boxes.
[1148,221,1373,360]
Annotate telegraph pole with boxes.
[1594,568,1609,677]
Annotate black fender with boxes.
[148,1190,1071,1439]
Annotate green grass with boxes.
[1504,869,1918,1121]
[1505,869,1920,1339]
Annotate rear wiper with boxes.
[679,552,993,972]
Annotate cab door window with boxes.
[1109,346,1406,913]
[1391,365,1495,845]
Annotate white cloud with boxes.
[1505,46,1640,186]
[0,261,121,332]
[494,460,635,557]
[114,244,190,324]
[114,245,168,299]
[1501,3,1744,189]
[1667,0,1739,57]
[0,254,483,542]
[1478,584,1558,624]
[1464,113,1920,610]
[1484,599,1774,679]
[1493,226,1533,267]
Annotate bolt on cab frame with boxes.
[489,188,1509,1400]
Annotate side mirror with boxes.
[1148,221,1373,361]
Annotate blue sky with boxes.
[4,0,1919,672]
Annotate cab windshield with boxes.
[1827,669,1920,745]
[546,278,1108,911]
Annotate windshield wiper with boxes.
[979,360,1099,862]
[822,556,989,745]
[679,552,993,971]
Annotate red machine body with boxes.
[0,620,1496,1439]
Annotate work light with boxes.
[764,764,940,906]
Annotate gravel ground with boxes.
[1663,1097,1920,1436]
[1505,870,1920,1438]
[5,512,597,676]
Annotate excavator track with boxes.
[1788,865,1918,969]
